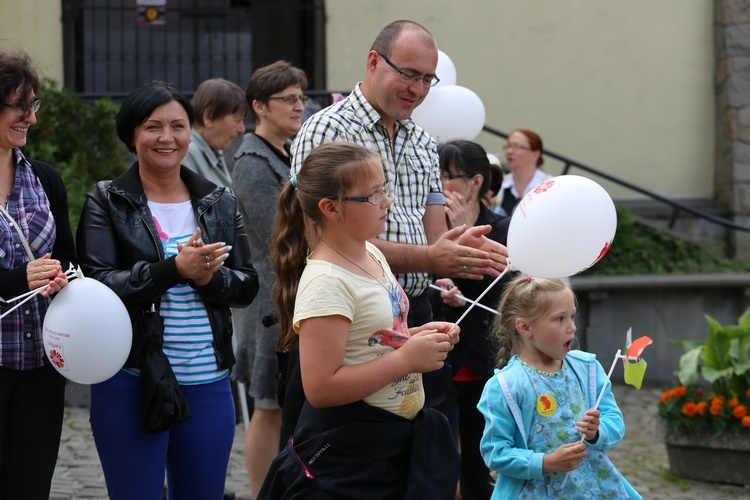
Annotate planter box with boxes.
[571,273,750,386]
[659,424,750,486]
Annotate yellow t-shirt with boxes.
[293,243,424,419]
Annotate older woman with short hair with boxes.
[231,59,307,499]
[182,78,248,187]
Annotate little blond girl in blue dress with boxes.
[477,276,641,499]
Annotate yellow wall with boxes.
[325,0,714,201]
[0,0,64,83]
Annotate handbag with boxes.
[136,303,191,433]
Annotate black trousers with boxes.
[0,363,66,500]
[435,379,494,500]
[408,292,451,408]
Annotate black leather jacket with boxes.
[76,162,259,370]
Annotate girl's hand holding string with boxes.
[26,253,68,297]
[541,408,600,474]
[542,442,587,473]
[411,321,460,345]
[577,408,601,442]
[400,322,460,373]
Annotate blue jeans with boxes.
[90,370,235,500]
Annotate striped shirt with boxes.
[290,84,444,297]
[0,149,57,370]
[149,201,227,385]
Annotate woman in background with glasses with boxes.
[231,60,308,499]
[498,129,553,216]
[0,50,75,500]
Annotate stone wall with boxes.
[715,0,750,258]
[571,273,750,386]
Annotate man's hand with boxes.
[427,225,508,279]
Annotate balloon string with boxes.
[449,263,511,335]
[0,265,80,320]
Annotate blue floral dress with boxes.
[516,359,627,499]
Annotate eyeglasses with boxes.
[327,188,391,206]
[503,143,532,152]
[375,52,440,88]
[440,172,473,181]
[2,98,41,116]
[267,95,309,105]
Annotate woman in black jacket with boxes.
[434,140,517,500]
[0,50,76,500]
[76,81,258,499]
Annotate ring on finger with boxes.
[205,255,210,263]
[36,272,41,280]
[205,261,210,269]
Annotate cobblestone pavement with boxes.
[51,384,750,499]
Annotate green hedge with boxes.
[24,79,132,232]
[581,205,750,275]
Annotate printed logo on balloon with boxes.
[43,273,132,385]
[411,50,486,142]
[507,175,617,278]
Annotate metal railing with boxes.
[482,125,750,233]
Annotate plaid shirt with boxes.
[291,84,444,297]
[0,149,56,370]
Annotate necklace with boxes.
[320,239,403,309]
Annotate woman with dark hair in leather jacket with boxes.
[76,80,258,499]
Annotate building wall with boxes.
[325,0,715,202]
[0,1,715,204]
[0,0,64,82]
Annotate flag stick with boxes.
[428,284,499,315]
[453,266,510,328]
[561,349,624,488]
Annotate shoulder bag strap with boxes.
[0,203,36,261]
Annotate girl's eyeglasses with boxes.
[326,188,391,206]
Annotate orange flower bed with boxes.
[659,384,750,436]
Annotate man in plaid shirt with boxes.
[290,19,508,405]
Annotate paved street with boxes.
[51,384,750,499]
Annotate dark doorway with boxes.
[61,0,326,98]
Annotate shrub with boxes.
[24,79,132,232]
[658,307,750,436]
[581,205,750,275]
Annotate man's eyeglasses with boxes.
[440,172,473,181]
[326,188,391,206]
[375,52,440,88]
[503,143,532,152]
[2,98,41,116]
[267,95,309,106]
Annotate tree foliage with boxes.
[24,79,132,232]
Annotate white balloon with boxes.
[43,277,132,384]
[435,50,457,87]
[507,175,617,278]
[411,85,486,141]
